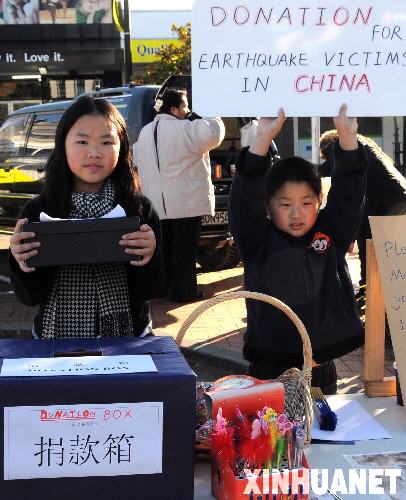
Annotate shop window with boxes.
[26,113,62,157]
[0,114,29,162]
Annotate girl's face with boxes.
[268,181,321,237]
[65,113,120,193]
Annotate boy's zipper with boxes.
[153,121,167,216]
[303,250,311,333]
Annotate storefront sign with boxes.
[0,48,122,73]
[370,216,406,415]
[4,402,163,479]
[192,0,406,117]
[131,39,183,63]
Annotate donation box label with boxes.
[4,402,163,480]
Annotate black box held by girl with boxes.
[24,216,140,267]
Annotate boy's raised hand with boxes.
[249,108,286,156]
[333,103,358,151]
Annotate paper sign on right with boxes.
[370,215,406,413]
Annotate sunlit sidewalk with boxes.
[151,256,395,394]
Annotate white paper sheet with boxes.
[39,204,126,221]
[0,354,157,377]
[311,396,391,442]
[4,402,163,479]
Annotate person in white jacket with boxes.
[133,88,225,302]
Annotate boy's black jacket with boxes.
[9,194,164,338]
[229,144,367,366]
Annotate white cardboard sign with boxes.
[4,402,163,480]
[192,0,406,117]
[369,216,406,415]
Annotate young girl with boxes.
[9,96,164,339]
[229,104,367,394]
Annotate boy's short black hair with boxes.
[265,156,322,201]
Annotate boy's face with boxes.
[269,181,321,237]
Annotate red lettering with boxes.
[234,5,249,25]
[294,74,371,93]
[254,7,273,25]
[104,410,111,420]
[355,74,371,92]
[326,74,337,92]
[294,74,310,93]
[334,7,350,26]
[277,7,292,25]
[339,74,356,91]
[353,7,373,25]
[310,75,325,91]
[211,6,226,26]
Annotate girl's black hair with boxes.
[40,96,141,217]
[265,156,322,202]
[158,88,187,115]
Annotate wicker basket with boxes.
[175,290,314,444]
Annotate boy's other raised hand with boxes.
[249,108,286,156]
[333,103,358,151]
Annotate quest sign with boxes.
[192,0,406,117]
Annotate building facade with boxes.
[0,0,122,123]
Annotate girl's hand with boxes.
[9,218,39,273]
[250,108,286,156]
[120,224,156,267]
[333,103,358,151]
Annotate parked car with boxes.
[0,79,242,270]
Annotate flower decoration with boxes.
[153,98,164,112]
[277,413,293,435]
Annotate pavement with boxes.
[0,241,396,393]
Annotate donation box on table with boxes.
[0,336,196,500]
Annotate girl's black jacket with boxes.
[9,194,164,338]
[229,143,367,366]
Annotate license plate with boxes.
[202,211,228,225]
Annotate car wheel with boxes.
[196,242,240,272]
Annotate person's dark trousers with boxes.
[161,216,201,302]
[248,359,338,395]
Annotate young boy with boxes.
[229,104,367,394]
